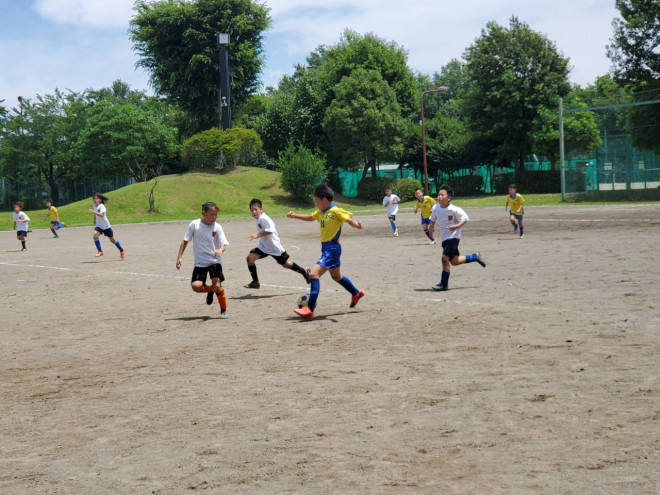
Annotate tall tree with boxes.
[130,0,270,136]
[463,17,571,178]
[607,0,660,153]
[323,68,406,179]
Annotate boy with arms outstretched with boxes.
[176,202,229,318]
[428,184,486,291]
[287,184,365,319]
[245,198,311,289]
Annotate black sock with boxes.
[21,240,26,249]
[248,262,258,282]
[289,262,306,275]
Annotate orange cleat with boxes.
[95,251,104,257]
[350,289,365,308]
[294,306,315,319]
[120,250,125,259]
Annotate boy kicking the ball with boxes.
[244,198,311,289]
[287,184,365,319]
[176,202,229,318]
[428,184,485,291]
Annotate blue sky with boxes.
[1,0,620,109]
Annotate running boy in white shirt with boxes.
[176,201,230,318]
[244,198,311,289]
[382,188,400,236]
[12,201,30,251]
[428,184,486,291]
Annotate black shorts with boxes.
[191,264,225,284]
[95,226,114,238]
[441,238,461,261]
[250,247,290,266]
[16,230,28,238]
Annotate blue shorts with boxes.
[16,230,27,238]
[388,214,396,222]
[317,242,342,269]
[441,238,461,261]
[509,213,523,221]
[95,226,114,237]
[50,221,60,228]
[420,217,431,225]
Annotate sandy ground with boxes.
[1,203,659,494]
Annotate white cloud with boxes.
[32,0,135,28]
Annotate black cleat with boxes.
[432,284,448,291]
[474,252,486,267]
[206,291,214,305]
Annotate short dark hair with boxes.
[202,201,219,212]
[249,198,263,209]
[13,201,24,208]
[439,184,454,199]
[313,184,334,202]
[508,183,517,189]
[45,198,52,204]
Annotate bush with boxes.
[278,144,326,203]
[393,178,422,202]
[447,175,484,197]
[181,127,263,173]
[492,170,585,194]
[357,177,395,202]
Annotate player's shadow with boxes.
[413,287,478,292]
[166,315,216,322]
[286,308,375,323]
[232,292,298,301]
[80,259,124,264]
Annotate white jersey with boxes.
[183,218,229,267]
[383,194,400,216]
[93,203,111,230]
[13,211,30,231]
[429,203,469,241]
[255,212,285,256]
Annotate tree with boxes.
[463,17,571,178]
[77,100,177,212]
[278,143,326,203]
[130,0,271,135]
[181,126,262,172]
[323,68,406,179]
[607,0,660,153]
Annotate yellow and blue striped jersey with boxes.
[311,204,353,243]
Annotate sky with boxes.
[0,0,621,110]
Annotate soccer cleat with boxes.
[95,251,103,257]
[474,252,486,267]
[244,281,260,289]
[432,284,448,291]
[393,229,399,237]
[21,247,27,251]
[350,289,365,308]
[429,239,436,245]
[303,268,311,284]
[120,250,125,259]
[219,311,229,319]
[294,306,314,319]
[520,234,524,239]
[206,291,214,305]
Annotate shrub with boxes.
[357,177,395,202]
[447,175,484,197]
[278,144,326,203]
[181,127,263,173]
[393,178,422,202]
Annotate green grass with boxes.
[2,167,657,231]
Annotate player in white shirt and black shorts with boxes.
[244,198,311,289]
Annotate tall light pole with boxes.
[217,33,231,130]
[421,86,448,195]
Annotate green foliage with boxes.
[447,175,484,197]
[182,127,262,172]
[357,178,394,202]
[493,170,585,194]
[130,0,271,135]
[393,178,422,202]
[278,144,326,203]
[463,16,571,174]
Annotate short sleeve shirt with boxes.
[255,212,285,256]
[429,203,469,241]
[417,195,435,219]
[93,203,111,230]
[506,193,525,215]
[382,194,400,216]
[46,206,59,221]
[13,211,30,231]
[311,204,353,243]
[183,218,229,267]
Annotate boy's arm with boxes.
[175,240,188,269]
[249,231,273,240]
[287,211,314,221]
[447,219,467,231]
[346,217,362,230]
[428,220,435,237]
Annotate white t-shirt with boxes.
[183,218,229,267]
[255,212,285,256]
[13,211,30,231]
[383,194,400,216]
[429,203,469,241]
[93,203,111,230]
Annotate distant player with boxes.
[176,202,229,319]
[428,184,486,291]
[505,183,525,238]
[88,193,125,259]
[287,184,365,319]
[382,187,400,236]
[413,188,436,244]
[244,198,311,289]
[44,198,64,238]
[12,201,30,251]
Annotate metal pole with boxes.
[558,97,566,201]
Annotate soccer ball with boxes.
[297,294,309,308]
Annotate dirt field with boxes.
[1,203,658,494]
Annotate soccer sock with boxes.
[289,262,306,276]
[308,279,320,311]
[248,262,259,282]
[216,288,227,311]
[424,230,434,241]
[114,240,123,252]
[513,223,518,232]
[520,226,524,236]
[201,285,214,293]
[337,276,358,296]
[441,270,450,287]
[465,253,478,263]
[390,221,397,231]
[94,238,102,252]
[21,240,26,249]
[51,228,58,236]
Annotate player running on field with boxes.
[428,184,485,291]
[382,187,400,236]
[287,184,365,319]
[12,201,30,251]
[176,202,229,318]
[244,198,311,289]
[413,188,436,244]
[44,198,65,238]
[505,183,525,238]
[89,193,125,259]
